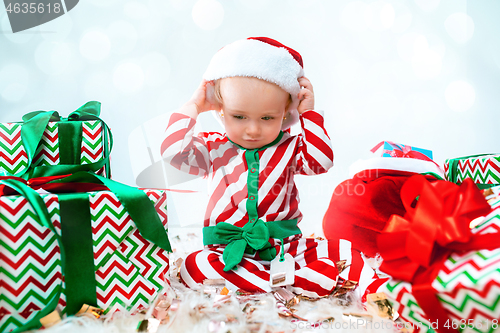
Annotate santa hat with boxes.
[203,37,305,129]
[348,157,444,179]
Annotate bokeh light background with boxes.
[1,0,499,235]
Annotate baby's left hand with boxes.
[297,77,314,114]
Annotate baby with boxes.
[161,37,380,298]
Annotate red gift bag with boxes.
[322,169,439,257]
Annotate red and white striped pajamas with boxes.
[180,238,382,299]
[161,110,381,298]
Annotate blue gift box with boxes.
[371,141,433,160]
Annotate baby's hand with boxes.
[185,80,221,115]
[297,77,314,114]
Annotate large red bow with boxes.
[378,175,498,333]
[378,175,493,281]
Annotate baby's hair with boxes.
[214,78,293,110]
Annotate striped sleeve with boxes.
[160,112,211,178]
[294,110,334,175]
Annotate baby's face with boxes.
[220,77,289,150]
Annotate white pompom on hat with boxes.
[203,37,305,129]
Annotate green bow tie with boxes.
[203,219,301,271]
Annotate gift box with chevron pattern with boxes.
[379,196,500,333]
[445,154,500,188]
[0,119,110,178]
[0,189,169,333]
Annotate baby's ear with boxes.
[214,101,222,112]
[286,94,292,109]
[206,80,222,111]
[205,80,216,104]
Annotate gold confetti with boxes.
[273,288,299,307]
[76,304,104,319]
[298,295,321,302]
[333,280,358,297]
[366,292,398,320]
[335,260,348,274]
[40,310,62,329]
[482,188,494,198]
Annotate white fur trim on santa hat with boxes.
[203,38,304,129]
[348,157,444,178]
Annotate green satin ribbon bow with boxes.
[215,220,270,272]
[203,219,301,271]
[18,101,112,179]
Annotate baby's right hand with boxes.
[186,80,221,114]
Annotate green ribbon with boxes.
[0,179,66,333]
[59,192,98,315]
[2,172,171,332]
[54,172,172,253]
[203,219,300,271]
[18,101,113,179]
[447,154,499,189]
